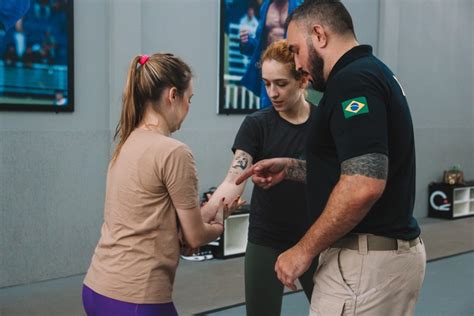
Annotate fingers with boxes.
[251,174,274,189]
[235,196,246,208]
[235,167,255,185]
[275,257,298,291]
[241,36,248,43]
[236,159,276,185]
[254,159,278,171]
[230,195,246,208]
[227,198,237,216]
[214,209,223,225]
[276,269,296,290]
[285,278,297,291]
[224,196,245,219]
[223,202,230,220]
[214,198,225,224]
[239,29,249,41]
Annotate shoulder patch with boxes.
[342,97,369,119]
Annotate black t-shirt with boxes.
[233,105,315,250]
[306,45,420,240]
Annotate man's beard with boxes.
[308,43,326,92]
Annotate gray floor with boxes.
[0,217,473,315]
[201,252,474,316]
[1,252,472,316]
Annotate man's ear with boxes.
[311,24,328,48]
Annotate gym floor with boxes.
[0,217,473,316]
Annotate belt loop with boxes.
[358,234,368,255]
[397,239,410,253]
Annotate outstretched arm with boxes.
[201,150,252,223]
[286,159,307,183]
[235,158,306,189]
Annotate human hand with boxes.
[235,158,289,189]
[202,193,246,223]
[200,193,213,207]
[201,188,219,223]
[210,199,226,235]
[213,195,245,224]
[224,195,246,219]
[275,244,313,291]
[240,29,250,44]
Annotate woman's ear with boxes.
[299,75,309,89]
[167,87,177,104]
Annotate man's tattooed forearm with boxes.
[231,153,250,171]
[286,159,306,183]
[341,153,388,180]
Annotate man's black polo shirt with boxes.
[306,45,420,240]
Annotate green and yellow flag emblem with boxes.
[342,97,369,119]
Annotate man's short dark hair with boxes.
[286,0,355,37]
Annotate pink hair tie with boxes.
[138,54,150,66]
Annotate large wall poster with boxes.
[0,0,74,112]
[218,0,316,114]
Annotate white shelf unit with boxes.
[208,208,250,259]
[452,187,474,217]
[223,213,249,257]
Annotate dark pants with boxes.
[82,285,178,316]
[245,241,318,316]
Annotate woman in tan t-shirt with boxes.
[82,53,240,316]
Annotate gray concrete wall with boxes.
[378,0,474,218]
[0,0,111,287]
[0,0,472,287]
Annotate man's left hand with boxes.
[275,244,314,291]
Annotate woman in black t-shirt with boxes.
[203,39,318,316]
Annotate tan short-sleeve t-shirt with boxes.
[84,129,199,304]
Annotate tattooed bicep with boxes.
[231,150,252,172]
[341,153,388,180]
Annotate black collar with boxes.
[327,45,373,82]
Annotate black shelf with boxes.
[428,181,474,219]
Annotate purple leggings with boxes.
[82,285,178,316]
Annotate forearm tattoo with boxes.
[341,153,388,180]
[231,152,250,173]
[286,159,307,183]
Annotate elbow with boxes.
[345,178,386,207]
[182,233,204,249]
[185,233,205,249]
[360,181,386,205]
[187,239,201,250]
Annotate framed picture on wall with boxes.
[0,0,74,112]
[218,0,306,114]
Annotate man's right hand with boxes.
[239,29,250,44]
[235,158,289,189]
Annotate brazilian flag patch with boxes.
[342,97,369,119]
